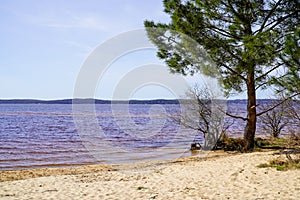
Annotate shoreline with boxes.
[0,150,230,182]
[1,150,299,199]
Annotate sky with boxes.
[0,0,272,100]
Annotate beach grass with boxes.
[257,156,300,171]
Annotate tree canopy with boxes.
[274,27,300,98]
[145,0,300,150]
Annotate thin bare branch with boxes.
[257,93,300,116]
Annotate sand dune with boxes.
[1,151,299,200]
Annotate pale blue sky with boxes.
[0,0,171,99]
[0,0,272,100]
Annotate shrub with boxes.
[215,133,244,151]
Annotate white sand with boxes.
[1,151,299,200]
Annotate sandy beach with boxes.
[1,150,299,200]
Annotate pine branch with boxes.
[227,0,247,24]
[220,62,247,81]
[255,63,284,82]
[255,80,271,90]
[207,24,241,40]
[264,11,299,33]
[225,111,248,121]
[257,0,283,34]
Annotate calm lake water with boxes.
[0,101,298,170]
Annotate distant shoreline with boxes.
[0,99,278,104]
[0,99,180,104]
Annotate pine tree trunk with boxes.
[244,71,257,151]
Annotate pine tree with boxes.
[145,0,300,151]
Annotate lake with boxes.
[0,101,298,170]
